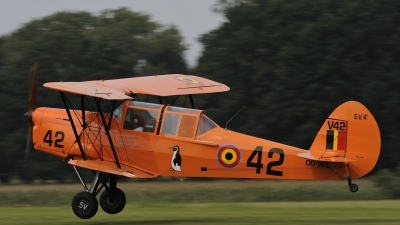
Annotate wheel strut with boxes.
[344,162,358,193]
[71,167,126,218]
[347,177,359,193]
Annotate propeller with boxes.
[25,63,38,165]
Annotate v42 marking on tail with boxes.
[327,121,346,130]
[326,120,347,150]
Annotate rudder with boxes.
[309,101,381,179]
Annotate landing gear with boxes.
[344,163,358,193]
[350,183,359,192]
[346,177,358,193]
[72,192,98,219]
[100,188,126,214]
[71,167,126,219]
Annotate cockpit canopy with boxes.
[113,101,218,138]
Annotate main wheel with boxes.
[100,188,126,214]
[71,192,98,219]
[350,183,359,193]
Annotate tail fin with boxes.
[308,101,381,179]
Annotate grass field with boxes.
[1,201,400,224]
[0,179,391,206]
[0,179,398,224]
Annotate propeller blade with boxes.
[27,63,38,121]
[25,63,38,166]
[24,122,33,166]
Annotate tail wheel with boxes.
[350,183,359,193]
[100,188,126,214]
[72,192,98,219]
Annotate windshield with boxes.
[113,104,123,122]
[196,114,217,136]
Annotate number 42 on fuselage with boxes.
[26,66,381,219]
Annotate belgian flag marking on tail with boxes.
[326,120,347,150]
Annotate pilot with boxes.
[131,114,145,131]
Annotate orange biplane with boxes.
[26,64,380,219]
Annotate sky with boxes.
[0,0,225,67]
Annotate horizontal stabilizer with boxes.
[297,152,357,162]
[68,160,158,178]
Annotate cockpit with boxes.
[123,101,160,132]
[113,101,218,138]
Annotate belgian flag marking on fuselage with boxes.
[216,144,242,169]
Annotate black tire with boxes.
[350,183,359,193]
[100,188,126,214]
[71,192,98,219]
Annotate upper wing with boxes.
[44,74,230,100]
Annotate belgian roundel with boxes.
[174,76,203,85]
[216,144,242,169]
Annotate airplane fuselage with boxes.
[32,100,347,181]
